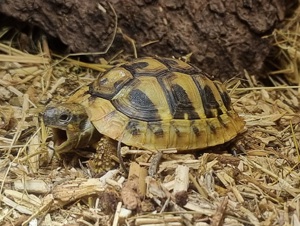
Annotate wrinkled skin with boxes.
[43,103,99,153]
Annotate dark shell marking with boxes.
[83,57,244,151]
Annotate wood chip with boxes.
[14,179,51,194]
[173,165,189,194]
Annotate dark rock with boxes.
[0,0,296,80]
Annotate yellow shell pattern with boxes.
[67,57,245,151]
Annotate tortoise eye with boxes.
[59,113,71,123]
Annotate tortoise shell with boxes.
[63,57,245,151]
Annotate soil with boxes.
[0,0,296,80]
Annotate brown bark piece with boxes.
[0,0,291,79]
[121,175,141,210]
[51,178,105,209]
[121,162,148,210]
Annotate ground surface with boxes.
[0,35,299,226]
[0,1,300,226]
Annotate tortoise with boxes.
[43,57,245,158]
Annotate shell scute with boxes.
[85,57,245,151]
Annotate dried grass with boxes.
[271,5,300,91]
[0,16,300,226]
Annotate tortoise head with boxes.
[43,103,97,153]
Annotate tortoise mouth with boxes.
[50,123,97,153]
[52,128,67,146]
[51,128,75,153]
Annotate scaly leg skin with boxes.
[88,136,119,174]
